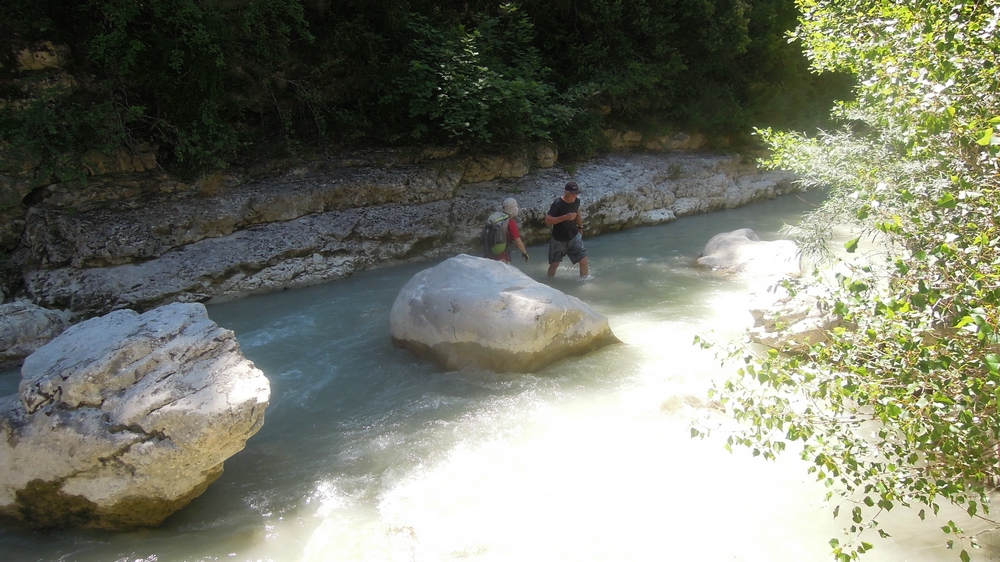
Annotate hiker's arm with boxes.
[512,236,528,256]
[544,211,577,226]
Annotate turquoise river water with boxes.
[1,191,997,561]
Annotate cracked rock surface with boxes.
[0,302,269,529]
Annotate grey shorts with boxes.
[548,233,587,265]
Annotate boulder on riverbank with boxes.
[0,302,270,530]
[0,301,69,368]
[389,254,620,372]
[695,228,802,278]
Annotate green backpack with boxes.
[480,211,510,256]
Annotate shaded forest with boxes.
[0,0,852,181]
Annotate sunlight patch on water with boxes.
[298,385,842,561]
[288,280,995,562]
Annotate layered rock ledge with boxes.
[6,150,795,318]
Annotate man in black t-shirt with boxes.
[544,181,589,278]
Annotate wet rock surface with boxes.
[0,301,69,368]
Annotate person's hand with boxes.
[565,212,577,221]
[522,252,530,262]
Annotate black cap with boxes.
[564,181,580,193]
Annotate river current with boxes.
[1,191,996,561]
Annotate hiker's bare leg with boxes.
[547,262,559,277]
[579,257,589,277]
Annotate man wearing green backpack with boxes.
[482,197,530,264]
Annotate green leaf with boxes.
[844,237,860,253]
[937,193,958,208]
[987,354,1000,374]
[977,128,994,146]
[960,550,971,562]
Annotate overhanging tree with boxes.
[702,1,1000,560]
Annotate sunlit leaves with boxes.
[714,0,1000,560]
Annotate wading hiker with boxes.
[545,181,589,278]
[481,197,530,264]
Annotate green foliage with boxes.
[85,0,314,171]
[521,0,738,128]
[0,95,120,186]
[0,0,845,177]
[709,1,1000,559]
[384,6,572,147]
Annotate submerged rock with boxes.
[0,302,270,530]
[748,280,844,353]
[389,254,620,372]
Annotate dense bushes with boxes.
[0,0,849,181]
[384,8,571,145]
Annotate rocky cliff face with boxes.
[4,148,795,319]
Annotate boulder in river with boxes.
[389,254,620,372]
[695,228,802,279]
[0,302,270,530]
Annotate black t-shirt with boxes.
[548,196,580,242]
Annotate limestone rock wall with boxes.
[6,150,796,318]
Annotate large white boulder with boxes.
[0,302,270,529]
[695,228,802,278]
[390,254,620,372]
